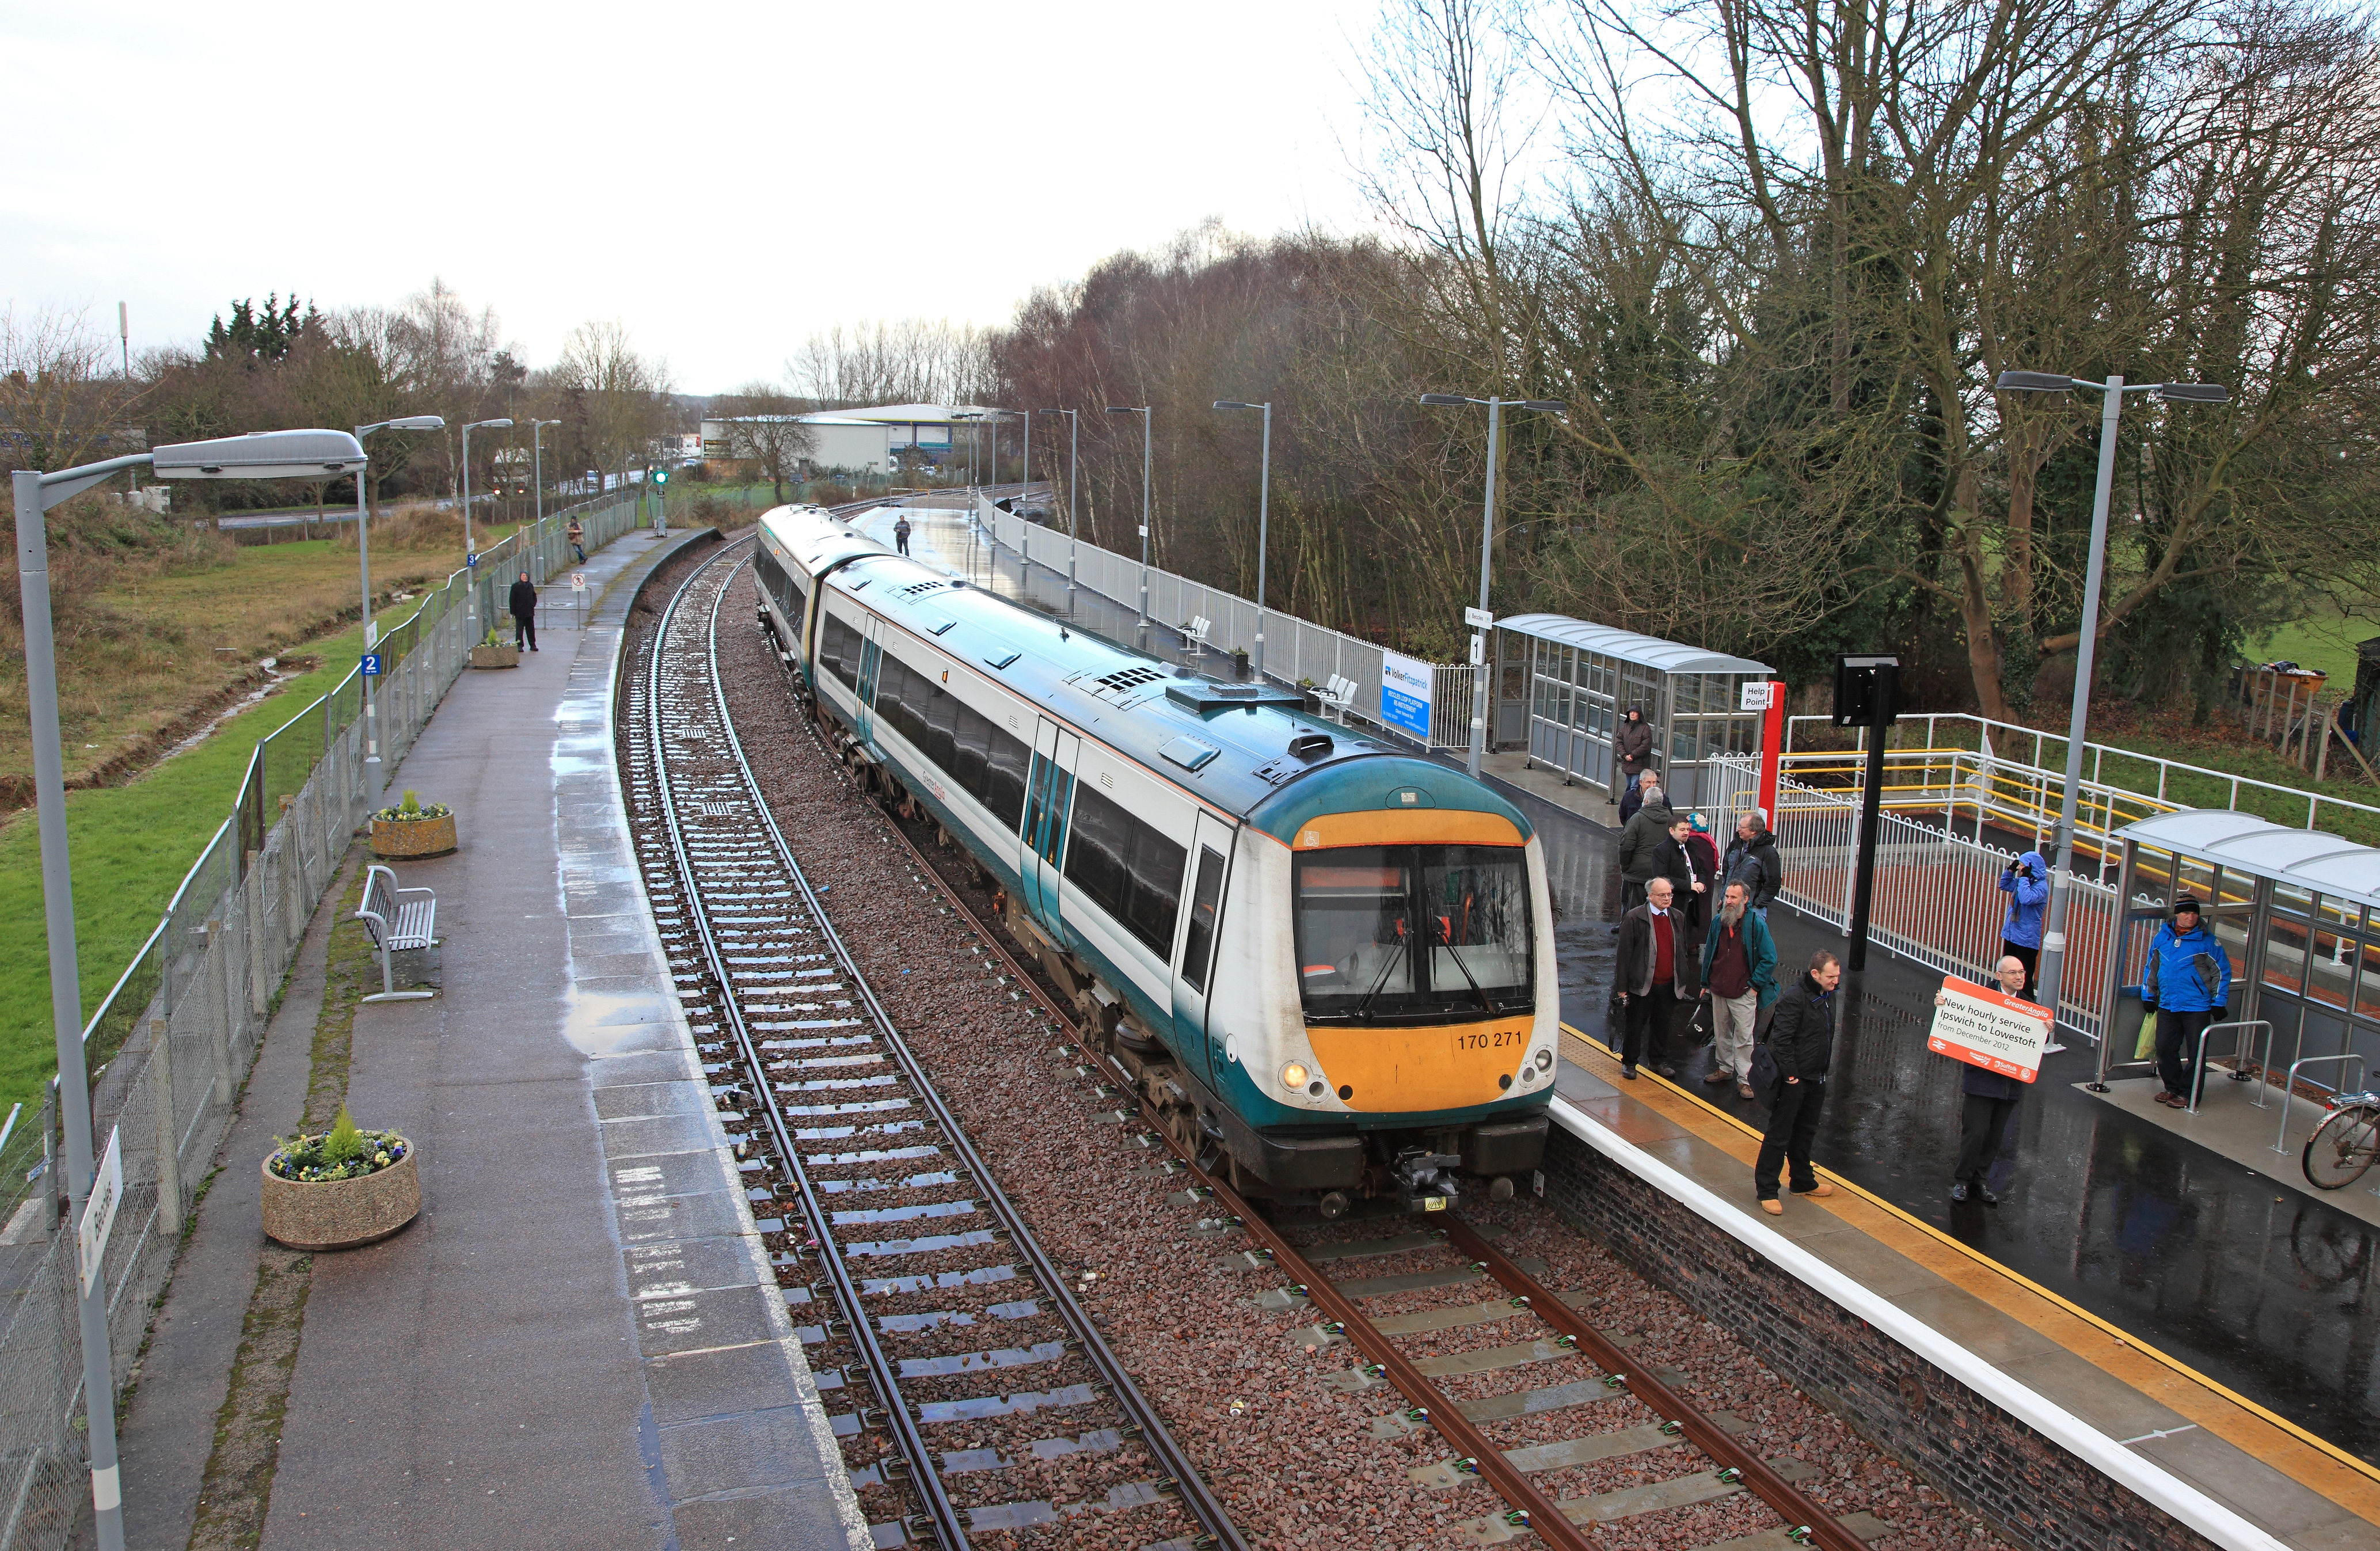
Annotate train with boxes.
[750,504,1556,1212]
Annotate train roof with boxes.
[758,504,1533,843]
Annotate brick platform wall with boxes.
[1542,1123,2218,1551]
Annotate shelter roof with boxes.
[1497,613,1773,678]
[2116,809,2380,911]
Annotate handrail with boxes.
[2187,1020,2271,1114]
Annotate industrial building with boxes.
[698,403,995,477]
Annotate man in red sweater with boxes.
[1615,876,1701,1080]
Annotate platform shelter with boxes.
[2099,808,2380,1097]
[1493,614,1773,808]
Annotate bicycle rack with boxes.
[2185,1020,2272,1115]
[2272,1054,2367,1157]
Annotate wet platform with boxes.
[125,524,870,1551]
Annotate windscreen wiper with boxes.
[1436,918,1497,1014]
[1353,919,1409,1022]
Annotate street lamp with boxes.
[459,417,512,560]
[1212,401,1273,677]
[1035,408,1080,592]
[529,419,561,526]
[354,416,445,802]
[1420,394,1568,777]
[953,410,985,494]
[14,429,367,1551]
[1993,370,2229,1018]
[1106,405,1152,630]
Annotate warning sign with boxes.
[1927,975,2054,1083]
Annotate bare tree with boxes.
[556,320,675,487]
[0,306,146,474]
[713,382,819,503]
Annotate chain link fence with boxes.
[0,487,645,1549]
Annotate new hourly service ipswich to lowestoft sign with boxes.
[1381,651,1434,742]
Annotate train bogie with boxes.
[752,504,1555,1209]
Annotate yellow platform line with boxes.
[1558,1024,2380,1525]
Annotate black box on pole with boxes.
[1836,655,1899,971]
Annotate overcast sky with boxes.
[3,0,1389,393]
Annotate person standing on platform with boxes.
[1615,877,1700,1081]
[1619,769,1659,827]
[1722,811,1780,922]
[1937,954,2034,1204]
[1755,950,1842,1214]
[509,570,538,653]
[1655,815,1708,927]
[1616,785,1676,911]
[2145,895,2231,1109]
[1686,812,1720,910]
[894,513,913,556]
[567,516,585,562]
[1617,706,1654,792]
[1998,850,2050,981]
[1700,880,1778,1098]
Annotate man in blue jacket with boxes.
[1998,850,2050,981]
[1699,880,1778,1100]
[2145,894,2232,1108]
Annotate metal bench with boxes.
[1315,673,1359,723]
[1184,615,1212,655]
[356,863,438,1003]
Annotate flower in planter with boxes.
[372,787,452,823]
[269,1104,409,1183]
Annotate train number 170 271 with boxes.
[1455,1029,1526,1052]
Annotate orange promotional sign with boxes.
[1927,975,2054,1084]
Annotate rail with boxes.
[2275,1056,2368,1157]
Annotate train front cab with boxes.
[1214,785,1557,1208]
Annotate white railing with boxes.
[1704,754,2117,1040]
[0,488,647,1551]
[972,499,1482,753]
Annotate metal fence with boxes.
[1704,755,2117,1041]
[971,498,1481,752]
[0,487,645,1551]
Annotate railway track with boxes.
[737,579,1889,1550]
[619,535,1245,1551]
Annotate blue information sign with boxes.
[360,653,383,676]
[466,550,478,568]
[1380,651,1434,742]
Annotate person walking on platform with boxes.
[1755,950,1842,1214]
[1616,706,1654,791]
[567,515,585,563]
[2145,895,2231,1109]
[509,570,539,653]
[1619,769,1659,827]
[1722,811,1781,922]
[1938,954,2034,1204]
[1616,877,1700,1080]
[1700,880,1778,1098]
[894,513,913,556]
[1616,785,1676,911]
[1998,850,2050,981]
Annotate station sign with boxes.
[360,653,383,676]
[1464,606,1495,630]
[1381,651,1434,742]
[1927,975,2054,1083]
[79,1126,122,1297]
[1740,680,1780,712]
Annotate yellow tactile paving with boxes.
[1559,1027,2380,1530]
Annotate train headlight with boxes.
[1535,1049,1554,1071]
[1280,1062,1310,1093]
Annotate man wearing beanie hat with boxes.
[2143,895,2231,1107]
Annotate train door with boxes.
[856,618,883,743]
[1168,812,1234,1089]
[1020,719,1077,937]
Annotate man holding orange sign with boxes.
[1931,957,2054,1206]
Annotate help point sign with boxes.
[1927,975,2055,1083]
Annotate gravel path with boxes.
[709,563,2002,1550]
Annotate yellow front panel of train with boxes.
[1303,1018,1530,1112]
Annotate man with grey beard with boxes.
[1699,880,1778,1099]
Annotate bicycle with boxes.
[2302,1090,2380,1190]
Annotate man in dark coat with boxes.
[1618,769,1659,827]
[1937,954,2033,1205]
[1615,707,1654,790]
[508,571,539,652]
[1614,876,1700,1080]
[1652,816,1708,928]
[1615,789,1676,911]
[1755,950,1842,1213]
[1721,812,1781,920]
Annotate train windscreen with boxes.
[1293,845,1532,1020]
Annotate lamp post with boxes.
[1106,405,1152,630]
[1420,394,1568,777]
[1034,408,1080,592]
[954,410,984,497]
[1213,400,1272,679]
[14,429,367,1551]
[459,417,512,561]
[354,417,445,803]
[529,419,561,528]
[1993,371,2229,1019]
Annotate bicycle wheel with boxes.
[2303,1104,2380,1190]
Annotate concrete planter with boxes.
[371,812,456,858]
[261,1144,420,1251]
[470,644,520,670]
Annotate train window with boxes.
[981,721,1029,829]
[923,680,961,771]
[820,615,858,691]
[1064,784,1185,960]
[1179,847,1226,993]
[951,708,991,799]
[1294,845,1532,1020]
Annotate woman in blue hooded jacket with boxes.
[2144,894,2232,1108]
[1998,850,2050,980]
